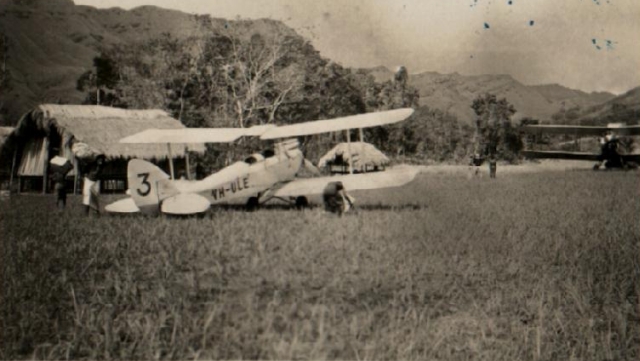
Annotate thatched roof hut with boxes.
[11,104,205,159]
[318,142,389,173]
[4,105,206,193]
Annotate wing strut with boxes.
[167,143,175,180]
[185,146,191,180]
[345,129,353,174]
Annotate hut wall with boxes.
[17,137,48,176]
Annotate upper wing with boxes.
[521,124,640,136]
[120,125,276,144]
[119,110,413,144]
[521,150,600,161]
[272,166,421,198]
[260,108,414,140]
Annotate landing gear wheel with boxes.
[295,196,309,210]
[246,197,259,212]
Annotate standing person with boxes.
[82,155,105,215]
[468,153,484,178]
[52,169,67,209]
[489,158,497,178]
[49,156,73,209]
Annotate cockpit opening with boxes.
[261,149,275,158]
[244,153,265,164]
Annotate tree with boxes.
[76,54,122,107]
[214,32,306,128]
[352,65,420,155]
[471,93,519,161]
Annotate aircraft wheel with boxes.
[593,164,600,171]
[295,196,309,210]
[246,197,260,212]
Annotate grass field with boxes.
[1,169,639,360]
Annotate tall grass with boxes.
[1,171,639,360]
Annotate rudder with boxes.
[127,159,177,215]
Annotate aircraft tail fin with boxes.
[127,159,178,214]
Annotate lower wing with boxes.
[522,150,640,163]
[521,150,600,161]
[622,154,640,163]
[272,166,422,198]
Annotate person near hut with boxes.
[81,155,105,215]
[49,156,73,209]
[322,181,354,215]
[468,153,484,178]
[488,158,497,178]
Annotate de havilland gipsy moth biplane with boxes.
[105,108,421,215]
[521,123,640,170]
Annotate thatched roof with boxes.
[12,104,206,159]
[318,142,390,170]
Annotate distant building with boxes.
[318,142,389,174]
[0,105,205,193]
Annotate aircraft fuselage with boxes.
[170,140,304,205]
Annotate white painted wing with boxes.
[119,124,276,144]
[260,108,414,140]
[272,166,421,198]
[120,128,247,144]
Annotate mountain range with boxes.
[0,0,637,126]
[365,66,628,125]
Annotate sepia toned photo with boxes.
[1,0,638,359]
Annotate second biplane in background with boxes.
[105,108,421,215]
[521,123,640,170]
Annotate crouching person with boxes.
[322,181,354,215]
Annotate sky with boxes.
[74,0,640,94]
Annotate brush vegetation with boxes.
[1,170,639,360]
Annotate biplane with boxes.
[521,123,640,170]
[105,108,421,215]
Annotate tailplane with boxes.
[127,159,178,214]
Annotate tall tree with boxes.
[76,54,122,107]
[471,93,519,161]
[356,66,419,155]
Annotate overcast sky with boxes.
[74,0,639,94]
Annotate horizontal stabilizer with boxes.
[161,193,210,215]
[105,197,140,213]
[260,108,414,140]
[522,150,600,161]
